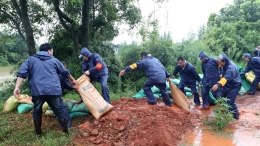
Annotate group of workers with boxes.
[13,44,110,137]
[120,46,260,121]
[13,42,260,137]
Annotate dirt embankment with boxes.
[74,98,200,146]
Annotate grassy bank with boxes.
[0,89,137,146]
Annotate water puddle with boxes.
[182,106,260,146]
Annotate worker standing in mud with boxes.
[13,43,77,136]
[240,53,260,95]
[119,52,172,107]
[172,57,201,106]
[79,47,111,103]
[198,52,220,109]
[211,54,241,120]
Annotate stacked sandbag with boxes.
[44,99,90,119]
[133,78,193,99]
[3,94,32,113]
[3,94,49,114]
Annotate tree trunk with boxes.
[19,0,36,55]
[81,0,90,49]
[72,31,80,52]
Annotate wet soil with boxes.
[72,91,260,146]
[73,98,200,146]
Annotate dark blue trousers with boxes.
[179,81,200,105]
[32,95,66,120]
[202,85,210,107]
[248,76,260,94]
[143,79,172,107]
[92,74,111,103]
[218,85,241,119]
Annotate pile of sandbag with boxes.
[2,94,48,114]
[133,78,193,99]
[3,94,90,119]
[3,75,114,120]
[44,99,90,119]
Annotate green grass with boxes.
[0,90,136,146]
[0,106,86,146]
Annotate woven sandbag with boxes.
[17,96,33,105]
[3,94,29,112]
[76,75,113,119]
[169,82,190,110]
[63,99,78,112]
[71,102,89,113]
[132,89,145,98]
[70,112,89,119]
[246,75,260,90]
[17,103,34,114]
[42,102,49,112]
[45,109,55,117]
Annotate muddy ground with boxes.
[70,91,260,146]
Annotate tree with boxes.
[0,29,28,66]
[0,0,47,55]
[202,0,260,56]
[45,0,142,53]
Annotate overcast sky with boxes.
[113,0,234,44]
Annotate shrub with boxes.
[204,97,235,131]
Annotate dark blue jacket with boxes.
[80,48,108,80]
[17,51,70,96]
[173,62,201,85]
[199,52,220,88]
[254,49,260,57]
[241,57,260,77]
[58,74,73,92]
[220,54,241,89]
[125,55,170,83]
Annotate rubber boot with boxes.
[59,118,69,136]
[33,119,42,137]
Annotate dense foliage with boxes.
[0,0,259,100]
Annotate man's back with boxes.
[17,51,69,96]
[137,56,167,83]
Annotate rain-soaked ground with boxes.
[183,92,260,146]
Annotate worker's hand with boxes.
[72,84,78,89]
[13,88,20,99]
[166,78,170,82]
[71,80,77,85]
[119,70,125,76]
[85,70,90,75]
[72,85,79,93]
[211,84,218,91]
[172,75,176,79]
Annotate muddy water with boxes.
[0,66,15,89]
[183,104,260,146]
